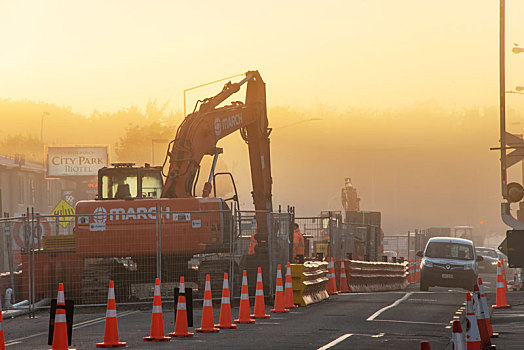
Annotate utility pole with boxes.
[499,0,507,200]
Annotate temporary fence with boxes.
[0,206,295,310]
[295,215,380,263]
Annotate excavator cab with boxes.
[97,163,164,200]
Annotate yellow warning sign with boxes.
[51,199,75,228]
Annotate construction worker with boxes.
[293,223,305,263]
[248,232,257,255]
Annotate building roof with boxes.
[0,154,45,173]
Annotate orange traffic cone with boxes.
[284,262,297,309]
[466,292,481,350]
[500,259,508,291]
[420,340,431,350]
[513,272,521,291]
[96,280,126,347]
[51,283,75,350]
[492,261,511,309]
[271,264,289,313]
[339,260,350,293]
[1,298,5,350]
[196,274,219,333]
[169,276,194,337]
[408,260,414,284]
[215,273,237,329]
[326,258,338,295]
[251,267,270,319]
[235,270,255,324]
[473,285,491,349]
[451,320,465,350]
[143,278,171,341]
[477,278,498,338]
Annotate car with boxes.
[417,237,483,291]
[475,247,499,273]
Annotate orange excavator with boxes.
[25,71,273,302]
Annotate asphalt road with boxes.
[2,273,500,349]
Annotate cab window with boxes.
[101,173,138,199]
[141,172,163,198]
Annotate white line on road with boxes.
[317,334,353,350]
[366,292,413,321]
[373,319,448,326]
[5,341,21,347]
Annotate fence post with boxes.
[31,207,36,318]
[155,203,161,284]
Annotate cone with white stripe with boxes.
[284,262,297,309]
[143,278,171,341]
[169,276,194,337]
[196,274,219,332]
[500,259,508,291]
[96,280,126,347]
[451,320,465,350]
[473,284,492,349]
[477,278,498,338]
[251,267,270,319]
[271,264,289,313]
[492,261,511,309]
[466,292,481,350]
[234,270,255,324]
[0,296,5,350]
[339,260,350,293]
[51,283,75,350]
[326,258,338,295]
[215,273,237,329]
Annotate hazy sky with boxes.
[1,0,524,114]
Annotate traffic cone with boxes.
[284,262,297,309]
[271,264,289,313]
[234,270,255,324]
[169,276,194,337]
[416,260,421,283]
[326,258,339,295]
[492,262,511,309]
[96,280,126,347]
[143,278,171,341]
[473,285,491,349]
[251,267,270,319]
[500,259,508,291]
[51,283,75,350]
[466,292,481,350]
[420,341,431,350]
[451,320,465,350]
[0,298,5,350]
[478,278,498,338]
[513,272,521,291]
[215,273,237,329]
[196,274,219,333]
[339,260,350,293]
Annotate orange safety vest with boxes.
[293,229,305,257]
[248,234,257,255]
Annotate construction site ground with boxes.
[3,272,522,349]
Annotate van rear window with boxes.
[425,242,473,260]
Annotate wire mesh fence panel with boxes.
[295,217,327,260]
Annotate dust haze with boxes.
[1,98,517,238]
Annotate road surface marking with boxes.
[317,334,353,350]
[5,310,138,344]
[5,341,21,347]
[366,292,413,321]
[374,319,448,326]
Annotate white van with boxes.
[417,237,483,291]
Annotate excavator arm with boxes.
[161,70,273,249]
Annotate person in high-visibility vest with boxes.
[293,223,305,263]
[248,233,257,255]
